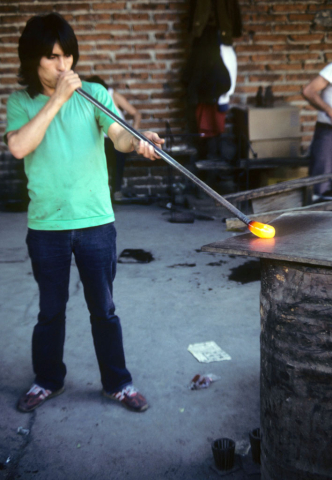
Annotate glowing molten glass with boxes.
[248,221,275,239]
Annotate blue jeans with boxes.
[310,122,332,195]
[26,222,132,393]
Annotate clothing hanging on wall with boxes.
[182,26,231,106]
[218,44,238,112]
[188,0,242,45]
[196,103,226,137]
[182,0,242,134]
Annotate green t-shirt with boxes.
[5,81,118,230]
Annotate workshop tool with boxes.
[76,88,275,239]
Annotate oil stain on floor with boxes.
[118,249,154,263]
[228,260,261,284]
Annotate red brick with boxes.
[308,4,332,12]
[155,52,185,60]
[242,25,272,33]
[54,3,90,12]
[0,77,18,85]
[78,44,95,52]
[241,5,268,14]
[111,72,149,81]
[134,43,168,51]
[0,0,328,161]
[155,32,187,41]
[79,54,110,62]
[301,124,315,133]
[93,2,126,10]
[127,82,164,91]
[267,63,303,71]
[250,14,288,23]
[253,34,288,43]
[288,94,308,102]
[289,34,324,43]
[272,4,308,13]
[272,44,308,52]
[272,85,300,93]
[274,24,310,33]
[131,3,174,11]
[74,13,112,22]
[288,14,315,21]
[0,26,18,34]
[232,86,258,94]
[289,53,321,61]
[0,46,17,54]
[76,65,92,73]
[237,54,251,63]
[1,15,31,24]
[76,33,112,41]
[154,13,186,21]
[1,57,19,65]
[0,5,18,13]
[238,64,265,72]
[251,54,287,62]
[18,4,53,13]
[248,74,284,82]
[235,45,270,53]
[0,67,18,74]
[309,43,332,51]
[132,24,168,32]
[113,13,150,21]
[130,63,166,70]
[115,53,151,61]
[286,74,315,81]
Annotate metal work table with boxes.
[202,211,332,480]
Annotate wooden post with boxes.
[202,212,332,480]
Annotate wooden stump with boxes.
[260,259,332,480]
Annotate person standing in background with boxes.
[86,76,142,202]
[303,64,332,197]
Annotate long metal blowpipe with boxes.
[76,88,275,239]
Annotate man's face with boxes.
[38,42,74,95]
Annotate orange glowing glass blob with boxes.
[248,221,275,239]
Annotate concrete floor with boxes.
[0,200,261,480]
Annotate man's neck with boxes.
[41,86,55,97]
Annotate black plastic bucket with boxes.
[211,438,235,471]
[249,428,261,464]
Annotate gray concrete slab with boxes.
[0,202,261,480]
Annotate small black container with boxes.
[211,438,235,471]
[249,428,261,464]
[169,211,195,223]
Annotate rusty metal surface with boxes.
[202,211,332,267]
[260,259,332,480]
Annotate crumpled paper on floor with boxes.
[187,341,231,363]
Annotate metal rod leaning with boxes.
[76,87,275,239]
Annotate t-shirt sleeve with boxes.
[319,64,332,83]
[92,84,122,135]
[4,92,30,142]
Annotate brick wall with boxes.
[235,0,332,153]
[0,0,331,202]
[0,0,189,148]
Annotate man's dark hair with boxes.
[18,13,79,98]
[85,75,109,90]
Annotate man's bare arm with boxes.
[302,75,332,120]
[7,71,81,159]
[107,122,164,160]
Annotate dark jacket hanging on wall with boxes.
[182,26,231,105]
[188,0,242,45]
[182,0,242,105]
